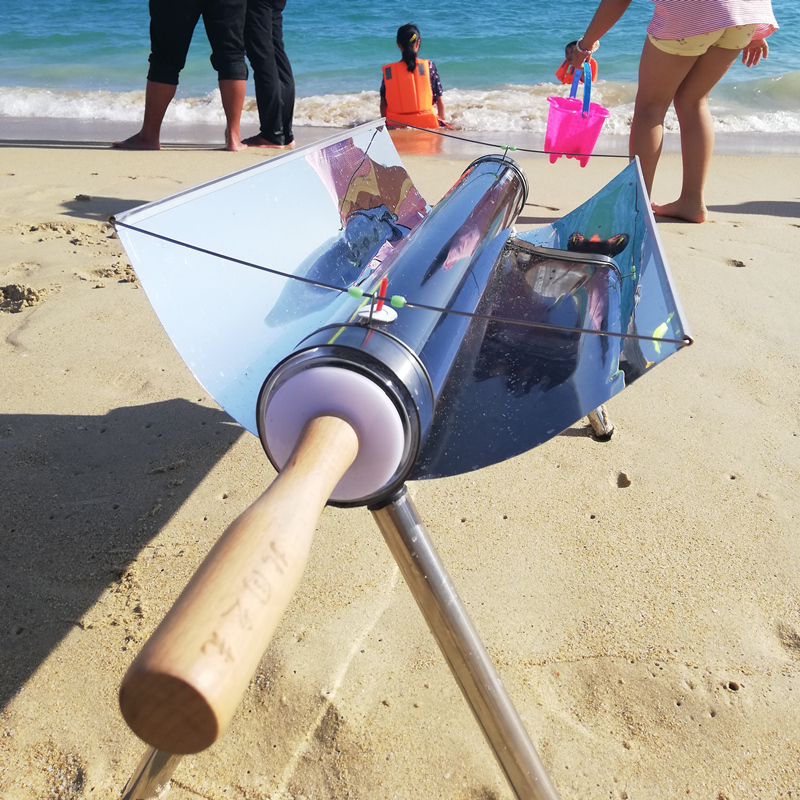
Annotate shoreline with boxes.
[2,117,800,158]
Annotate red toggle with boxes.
[376,277,388,312]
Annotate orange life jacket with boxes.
[382,58,440,129]
[555,57,598,85]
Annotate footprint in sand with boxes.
[92,264,138,283]
[0,284,44,313]
[777,622,800,658]
[29,741,86,800]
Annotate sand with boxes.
[0,134,799,800]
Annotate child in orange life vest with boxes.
[556,40,598,84]
[380,23,447,129]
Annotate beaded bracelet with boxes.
[577,38,599,55]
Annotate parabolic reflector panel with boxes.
[114,124,690,492]
[412,159,691,478]
[113,123,428,436]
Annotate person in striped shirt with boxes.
[571,0,778,223]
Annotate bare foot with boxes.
[112,132,160,150]
[224,127,248,151]
[651,199,707,224]
[242,134,295,149]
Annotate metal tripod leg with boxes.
[587,404,614,438]
[121,487,559,799]
[121,746,182,800]
[371,487,559,800]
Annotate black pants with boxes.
[245,0,295,144]
[147,0,248,85]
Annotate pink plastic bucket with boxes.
[545,66,609,167]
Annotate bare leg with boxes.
[629,38,697,196]
[113,80,176,150]
[219,79,248,151]
[652,45,740,223]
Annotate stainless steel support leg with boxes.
[371,487,559,800]
[121,747,182,800]
[587,404,614,438]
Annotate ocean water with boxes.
[1,0,799,141]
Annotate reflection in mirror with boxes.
[113,124,690,497]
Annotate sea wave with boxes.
[2,76,799,136]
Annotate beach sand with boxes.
[1,134,799,800]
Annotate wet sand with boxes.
[1,135,799,799]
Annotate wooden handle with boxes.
[119,415,359,754]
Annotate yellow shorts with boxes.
[648,25,757,56]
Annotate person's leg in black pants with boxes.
[203,0,249,150]
[244,0,295,147]
[115,0,249,151]
[113,0,202,149]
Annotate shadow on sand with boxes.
[707,199,800,219]
[60,195,151,222]
[0,398,243,709]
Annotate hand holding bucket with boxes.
[545,64,609,167]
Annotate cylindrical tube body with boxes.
[375,154,527,397]
[258,155,528,507]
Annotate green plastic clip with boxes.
[390,295,406,308]
[348,286,364,298]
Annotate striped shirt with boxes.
[647,0,778,41]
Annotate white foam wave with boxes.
[2,83,799,136]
